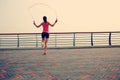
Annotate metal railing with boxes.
[0,31,120,49]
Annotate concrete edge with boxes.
[0,45,120,51]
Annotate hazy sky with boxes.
[0,0,120,33]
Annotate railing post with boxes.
[91,33,93,46]
[73,33,76,47]
[109,32,112,46]
[55,34,57,48]
[0,38,1,47]
[17,34,19,48]
[36,34,38,48]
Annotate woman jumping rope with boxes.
[33,16,57,55]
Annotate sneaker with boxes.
[43,53,46,55]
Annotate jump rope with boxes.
[28,3,58,22]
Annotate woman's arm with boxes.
[33,21,42,28]
[49,19,58,27]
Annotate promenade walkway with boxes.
[0,48,120,80]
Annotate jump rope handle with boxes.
[33,20,36,26]
[55,19,58,23]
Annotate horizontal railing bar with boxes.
[0,31,120,35]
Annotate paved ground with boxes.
[0,48,120,80]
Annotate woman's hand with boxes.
[55,19,58,23]
[33,21,38,28]
[33,21,35,25]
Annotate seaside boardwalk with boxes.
[0,48,120,80]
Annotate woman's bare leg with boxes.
[43,38,48,55]
[41,38,45,48]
